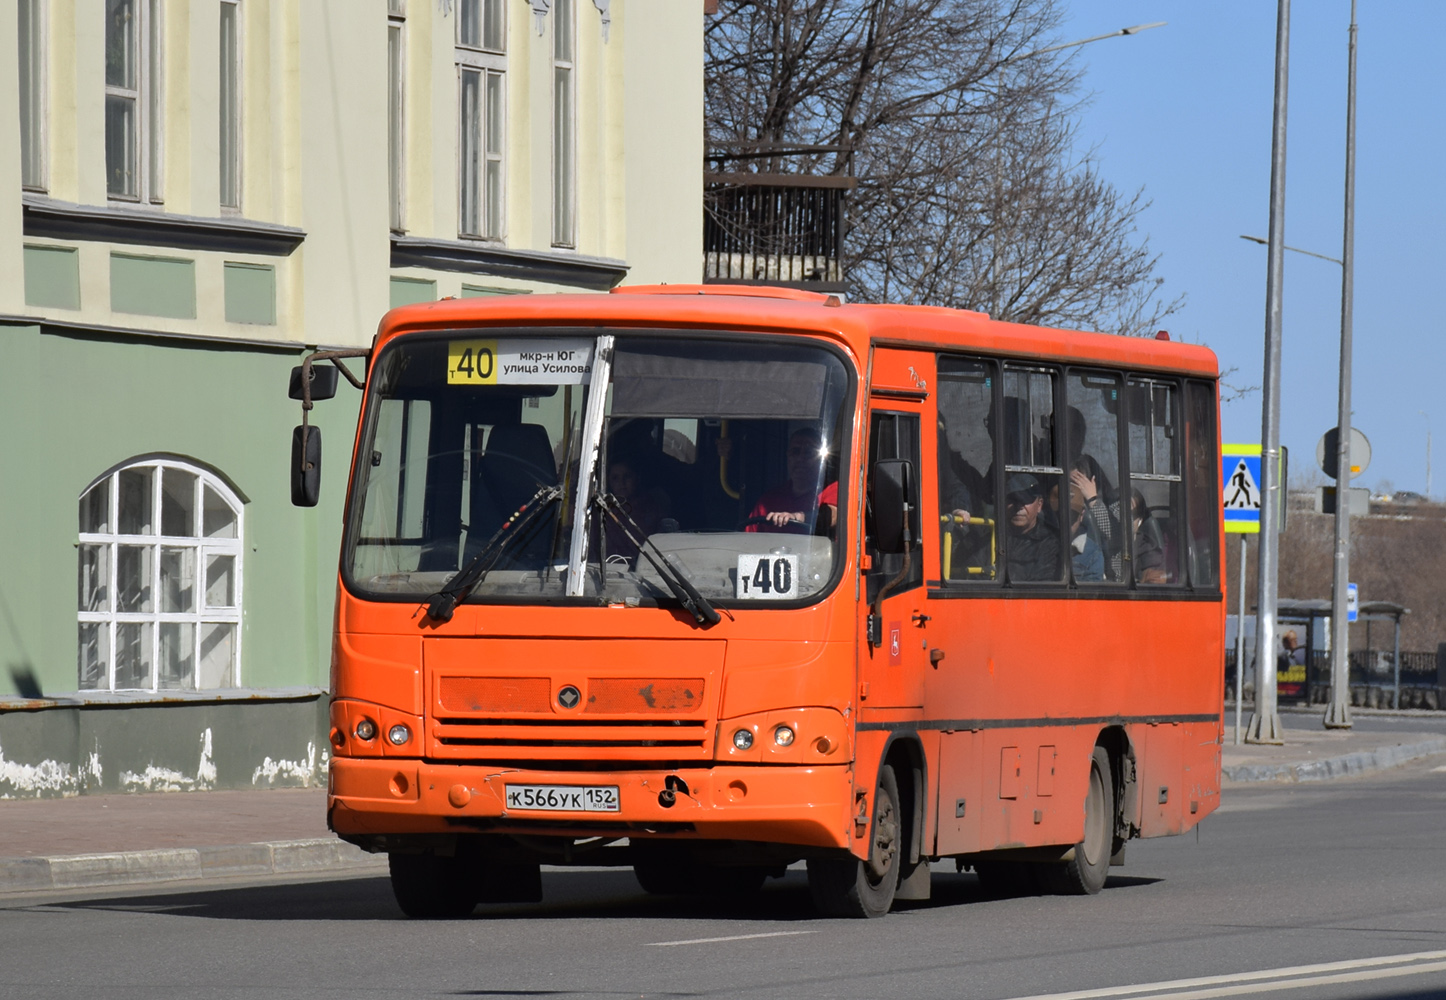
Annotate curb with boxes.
[0,838,386,895]
[1223,738,1446,783]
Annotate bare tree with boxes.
[706,0,1182,336]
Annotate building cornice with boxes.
[390,235,629,290]
[22,195,307,256]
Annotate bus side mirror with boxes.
[289,364,339,401]
[870,459,917,554]
[292,425,322,507]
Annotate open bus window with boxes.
[1127,376,1182,586]
[1002,367,1063,584]
[344,333,852,606]
[1065,371,1125,584]
[937,356,998,582]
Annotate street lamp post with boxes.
[1237,1,1359,734]
[1249,0,1292,746]
[1324,0,1359,731]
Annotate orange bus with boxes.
[298,285,1224,919]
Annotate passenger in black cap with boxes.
[1005,473,1060,582]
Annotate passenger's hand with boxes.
[765,510,803,527]
[951,509,972,526]
[1069,468,1097,501]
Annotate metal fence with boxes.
[703,174,850,291]
[1226,648,1443,710]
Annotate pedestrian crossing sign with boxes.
[1222,445,1263,534]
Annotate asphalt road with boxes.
[3,759,1446,1000]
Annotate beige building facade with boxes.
[0,0,702,796]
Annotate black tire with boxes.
[807,764,902,918]
[388,851,478,919]
[1043,745,1114,895]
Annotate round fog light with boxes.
[354,718,378,741]
[773,725,795,747]
[732,728,754,750]
[387,724,411,746]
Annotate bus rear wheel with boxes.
[1043,745,1114,895]
[388,851,478,919]
[807,764,901,918]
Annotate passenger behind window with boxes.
[1066,406,1122,579]
[1049,461,1105,582]
[1129,488,1169,585]
[1005,473,1059,582]
[745,426,838,535]
[939,409,995,578]
[602,457,672,563]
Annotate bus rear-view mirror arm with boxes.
[289,349,370,508]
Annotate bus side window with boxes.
[936,356,998,582]
[1065,370,1126,584]
[1002,367,1064,584]
[866,411,923,602]
[1185,380,1221,589]
[1126,377,1183,586]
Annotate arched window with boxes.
[77,459,244,692]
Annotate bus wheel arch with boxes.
[1094,726,1139,849]
[879,732,927,870]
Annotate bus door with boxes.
[860,354,933,711]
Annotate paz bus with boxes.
[293,285,1224,919]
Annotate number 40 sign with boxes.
[736,554,799,600]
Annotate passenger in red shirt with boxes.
[747,427,838,534]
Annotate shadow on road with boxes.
[45,868,1163,923]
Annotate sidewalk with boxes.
[1221,716,1446,782]
[4,722,1445,897]
[0,787,383,895]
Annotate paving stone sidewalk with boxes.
[4,724,1444,896]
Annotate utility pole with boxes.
[1247,0,1291,745]
[1325,0,1358,730]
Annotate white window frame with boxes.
[551,0,576,248]
[19,0,48,192]
[387,0,406,232]
[219,0,242,211]
[455,0,505,240]
[78,459,244,693]
[104,0,164,204]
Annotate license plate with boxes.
[504,783,620,812]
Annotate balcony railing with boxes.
[703,172,854,294]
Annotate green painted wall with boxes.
[224,262,277,325]
[110,253,198,319]
[389,277,436,309]
[23,246,81,310]
[0,699,331,797]
[0,323,361,701]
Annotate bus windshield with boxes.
[343,331,853,607]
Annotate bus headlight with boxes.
[732,729,754,750]
[773,725,795,747]
[354,718,378,741]
[387,724,411,746]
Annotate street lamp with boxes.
[1240,0,1359,737]
[989,23,1168,315]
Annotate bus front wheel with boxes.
[1043,745,1114,895]
[388,851,478,919]
[807,764,901,918]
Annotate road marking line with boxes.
[996,949,1446,1000]
[1123,960,1446,1000]
[645,930,816,947]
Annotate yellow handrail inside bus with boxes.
[941,514,996,579]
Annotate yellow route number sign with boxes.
[448,340,497,385]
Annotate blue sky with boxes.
[1059,1,1446,496]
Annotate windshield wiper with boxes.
[596,493,721,629]
[426,486,562,623]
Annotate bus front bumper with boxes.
[328,758,854,851]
